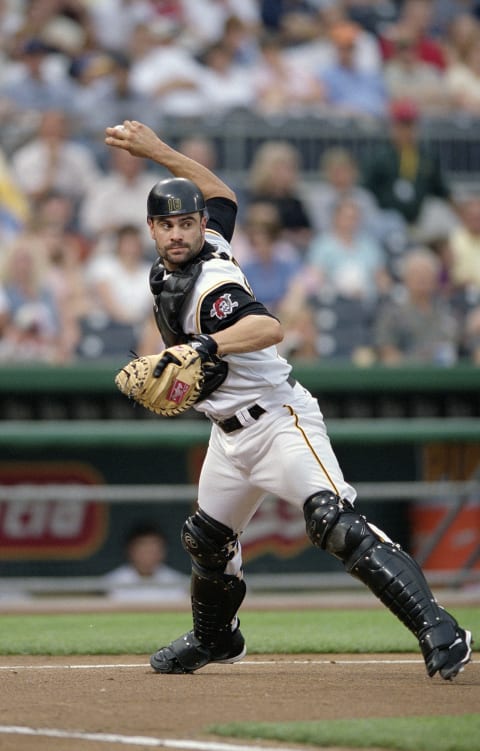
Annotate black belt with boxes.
[215,375,296,434]
[216,403,266,434]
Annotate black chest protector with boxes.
[149,242,228,399]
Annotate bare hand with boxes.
[104,120,162,160]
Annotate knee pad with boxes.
[304,491,377,568]
[182,508,238,573]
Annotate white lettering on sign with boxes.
[2,501,87,540]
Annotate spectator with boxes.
[78,146,157,251]
[383,26,447,116]
[287,2,383,78]
[68,50,155,153]
[317,21,388,119]
[360,99,457,241]
[36,190,90,260]
[177,134,220,174]
[429,0,480,39]
[251,32,326,117]
[178,134,218,167]
[232,200,299,265]
[198,41,255,117]
[35,10,91,62]
[102,522,189,604]
[80,224,152,359]
[181,2,261,54]
[245,140,313,254]
[35,191,92,360]
[442,11,480,66]
[127,20,205,120]
[0,37,77,116]
[0,233,62,363]
[178,133,246,217]
[301,196,391,363]
[374,247,461,365]
[302,146,382,237]
[239,201,303,315]
[0,146,30,247]
[448,193,480,291]
[445,34,480,116]
[260,0,320,46]
[220,14,260,67]
[380,0,447,71]
[11,0,94,55]
[275,301,320,362]
[10,109,101,213]
[0,0,23,55]
[306,197,390,303]
[319,2,384,73]
[87,0,152,55]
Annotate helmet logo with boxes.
[210,293,239,320]
[168,197,182,213]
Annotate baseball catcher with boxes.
[105,120,472,681]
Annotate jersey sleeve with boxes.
[205,197,237,242]
[199,282,276,334]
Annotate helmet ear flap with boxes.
[147,177,206,218]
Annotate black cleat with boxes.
[424,628,473,680]
[150,626,246,674]
[438,629,473,680]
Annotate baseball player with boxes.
[105,120,473,680]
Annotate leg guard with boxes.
[181,509,246,650]
[150,509,247,674]
[304,491,470,678]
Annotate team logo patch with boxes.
[210,293,239,320]
[167,379,191,404]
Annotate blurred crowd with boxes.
[1,0,480,366]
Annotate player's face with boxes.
[149,213,207,270]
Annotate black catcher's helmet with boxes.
[147,177,206,218]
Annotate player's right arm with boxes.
[211,314,284,356]
[105,120,236,205]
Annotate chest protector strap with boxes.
[149,242,229,399]
[150,258,203,347]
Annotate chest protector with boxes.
[149,242,228,399]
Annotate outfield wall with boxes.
[0,363,479,592]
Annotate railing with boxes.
[158,112,480,186]
[1,417,480,447]
[0,477,478,594]
[3,112,480,189]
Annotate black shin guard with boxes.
[349,541,458,671]
[190,566,246,650]
[182,509,246,650]
[304,492,459,674]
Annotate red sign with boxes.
[0,462,108,559]
[241,498,309,561]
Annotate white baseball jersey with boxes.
[176,226,357,559]
[182,228,292,420]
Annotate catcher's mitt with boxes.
[115,344,204,416]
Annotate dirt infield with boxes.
[0,652,478,751]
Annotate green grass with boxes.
[0,608,477,751]
[209,715,480,751]
[0,607,478,656]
